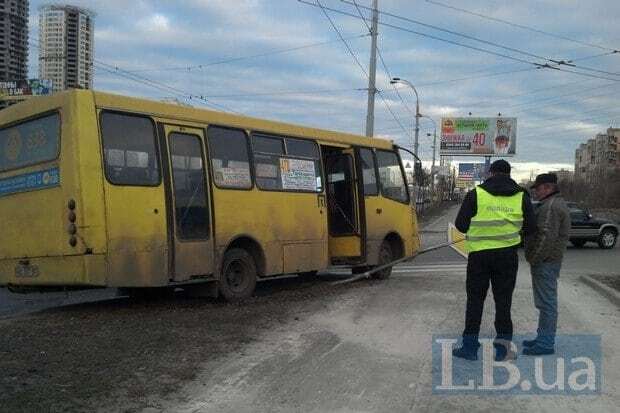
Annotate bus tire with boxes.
[370,241,393,280]
[118,287,174,300]
[219,248,257,302]
[352,266,368,275]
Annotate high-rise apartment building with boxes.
[0,0,28,82]
[575,128,619,183]
[38,4,94,92]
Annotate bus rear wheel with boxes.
[219,248,257,302]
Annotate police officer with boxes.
[452,160,537,361]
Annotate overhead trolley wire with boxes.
[351,0,415,117]
[313,0,412,139]
[424,0,619,52]
[31,38,240,112]
[298,1,620,83]
[123,33,371,73]
[341,0,620,77]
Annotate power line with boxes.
[569,51,619,62]
[123,33,370,73]
[298,1,620,83]
[190,87,366,99]
[315,0,368,76]
[417,66,537,87]
[455,78,601,109]
[31,38,240,113]
[504,81,620,110]
[351,0,414,117]
[518,111,620,140]
[425,0,619,52]
[94,58,242,113]
[512,87,620,115]
[313,0,412,139]
[341,0,620,77]
[520,104,620,125]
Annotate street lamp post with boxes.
[390,77,419,157]
[422,115,437,194]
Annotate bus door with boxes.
[161,124,214,282]
[100,111,169,288]
[323,147,364,261]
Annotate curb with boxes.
[579,275,620,307]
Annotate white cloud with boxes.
[26,0,620,165]
[138,14,170,33]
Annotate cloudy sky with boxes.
[28,0,620,179]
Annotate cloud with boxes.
[25,0,620,166]
[138,14,170,33]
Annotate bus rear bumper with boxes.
[0,254,107,288]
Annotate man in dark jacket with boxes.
[522,173,570,355]
[453,160,537,361]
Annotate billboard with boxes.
[0,79,53,97]
[440,117,517,156]
[458,163,486,181]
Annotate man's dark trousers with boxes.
[463,247,519,346]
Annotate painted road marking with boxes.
[325,262,467,276]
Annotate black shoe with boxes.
[494,342,518,361]
[522,339,538,348]
[522,345,554,356]
[452,346,478,361]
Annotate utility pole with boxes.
[414,101,420,157]
[431,129,437,191]
[365,0,378,137]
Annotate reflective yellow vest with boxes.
[466,186,524,252]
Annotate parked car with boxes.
[531,201,618,249]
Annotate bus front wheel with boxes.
[219,248,257,302]
[370,241,393,280]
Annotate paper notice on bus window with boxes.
[280,158,316,191]
[216,166,251,187]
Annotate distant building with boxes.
[549,169,573,182]
[0,0,29,83]
[38,4,94,92]
[575,128,619,183]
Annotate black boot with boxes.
[452,336,479,361]
[522,345,554,356]
[522,338,538,347]
[494,339,518,361]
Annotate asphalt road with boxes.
[1,205,619,412]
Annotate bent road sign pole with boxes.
[448,223,468,258]
[331,240,462,286]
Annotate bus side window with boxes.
[359,148,378,196]
[376,150,409,203]
[252,134,284,190]
[207,126,252,189]
[285,138,323,192]
[100,112,160,186]
[251,134,322,193]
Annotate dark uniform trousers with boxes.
[463,247,519,345]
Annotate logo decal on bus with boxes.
[0,167,60,197]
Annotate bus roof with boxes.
[0,89,395,150]
[92,90,395,149]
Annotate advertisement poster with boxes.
[280,158,317,191]
[0,79,53,97]
[440,117,517,156]
[458,163,486,181]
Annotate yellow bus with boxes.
[0,90,421,300]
